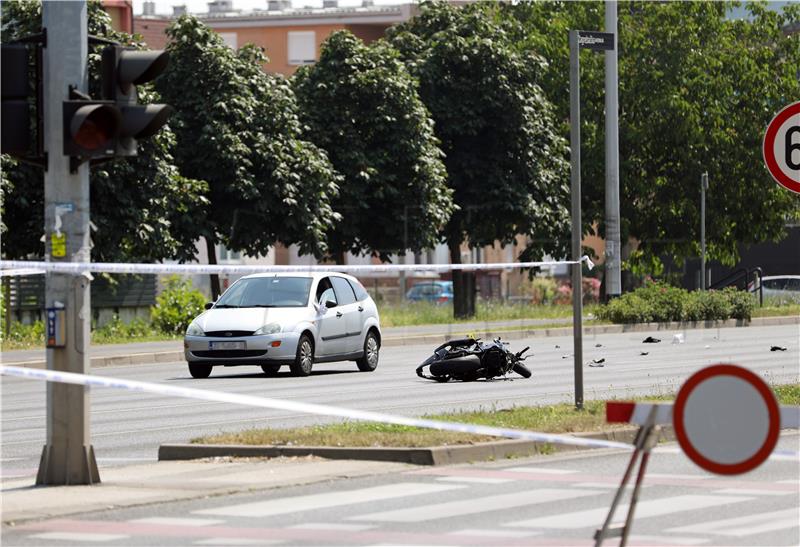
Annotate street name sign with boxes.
[763,101,800,194]
[578,31,615,51]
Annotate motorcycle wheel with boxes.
[512,363,532,378]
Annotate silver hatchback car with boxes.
[184,272,381,378]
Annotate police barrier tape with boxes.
[0,256,595,277]
[0,364,631,451]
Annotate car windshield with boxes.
[215,277,312,308]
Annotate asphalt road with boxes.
[2,324,798,479]
[3,436,798,546]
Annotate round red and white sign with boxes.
[763,101,800,194]
[673,364,780,475]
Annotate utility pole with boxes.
[37,1,99,485]
[569,30,584,411]
[604,1,622,299]
[700,172,709,290]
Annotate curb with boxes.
[158,427,677,466]
[5,316,797,370]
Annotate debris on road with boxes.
[643,336,661,343]
[771,346,788,352]
[672,333,685,344]
[588,358,606,367]
[595,343,603,347]
[640,351,649,356]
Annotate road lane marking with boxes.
[507,495,753,529]
[627,535,709,545]
[667,508,799,537]
[194,483,462,518]
[349,488,599,523]
[194,539,279,545]
[646,473,709,480]
[448,529,541,538]
[29,532,128,542]
[288,523,376,531]
[712,488,796,496]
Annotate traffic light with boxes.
[101,45,173,156]
[1,44,32,155]
[63,88,121,158]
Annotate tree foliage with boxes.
[156,16,341,263]
[293,30,453,262]
[387,1,571,316]
[0,0,208,262]
[500,0,800,274]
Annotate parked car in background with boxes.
[406,281,454,304]
[749,275,800,304]
[184,272,381,379]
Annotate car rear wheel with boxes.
[290,335,314,376]
[188,363,212,379]
[356,331,379,372]
[261,364,281,376]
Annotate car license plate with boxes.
[209,341,246,350]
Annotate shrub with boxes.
[151,276,206,334]
[93,316,161,343]
[725,288,757,321]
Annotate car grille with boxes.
[203,330,255,337]
[192,350,267,358]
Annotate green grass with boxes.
[192,383,800,448]
[379,301,603,328]
[752,303,800,319]
[0,317,179,351]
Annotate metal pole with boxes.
[604,1,621,299]
[700,172,708,290]
[37,0,99,485]
[569,30,584,410]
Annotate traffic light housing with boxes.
[63,89,122,158]
[1,44,32,155]
[101,45,173,156]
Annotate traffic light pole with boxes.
[37,0,99,485]
[569,30,584,411]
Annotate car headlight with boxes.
[254,322,282,336]
[186,322,204,337]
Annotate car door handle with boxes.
[336,311,343,318]
[358,306,364,312]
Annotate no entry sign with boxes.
[673,364,780,475]
[763,101,800,194]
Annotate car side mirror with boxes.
[325,300,337,309]
[204,302,214,310]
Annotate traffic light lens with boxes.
[69,104,121,153]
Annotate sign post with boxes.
[763,101,800,194]
[569,29,614,410]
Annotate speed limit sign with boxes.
[763,101,800,194]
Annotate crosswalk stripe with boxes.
[712,488,796,496]
[448,529,541,538]
[349,488,599,523]
[507,494,753,529]
[503,467,578,474]
[667,508,799,537]
[29,532,128,542]
[436,476,514,484]
[193,483,462,518]
[288,523,375,531]
[129,518,224,526]
[626,534,709,545]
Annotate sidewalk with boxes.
[2,316,797,370]
[0,457,411,525]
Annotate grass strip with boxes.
[192,383,799,448]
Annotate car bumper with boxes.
[184,332,301,364]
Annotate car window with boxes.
[348,279,370,301]
[784,279,800,291]
[215,277,312,308]
[316,277,337,305]
[763,279,786,290]
[331,276,357,306]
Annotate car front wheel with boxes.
[188,363,212,379]
[290,335,314,376]
[356,331,379,372]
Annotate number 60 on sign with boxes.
[763,101,800,194]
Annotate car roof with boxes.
[761,275,800,281]
[239,271,362,283]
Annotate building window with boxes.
[288,31,316,65]
[218,32,238,49]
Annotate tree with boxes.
[500,0,800,280]
[292,30,453,264]
[0,0,208,263]
[156,16,341,298]
[388,1,571,317]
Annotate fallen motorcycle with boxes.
[416,337,532,382]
